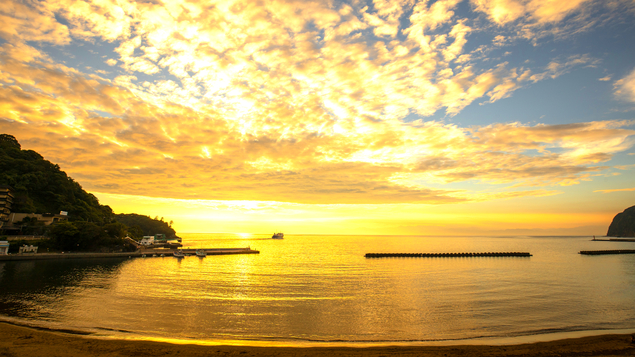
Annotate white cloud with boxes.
[614,68,635,102]
[1,0,634,205]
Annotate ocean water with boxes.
[0,234,634,346]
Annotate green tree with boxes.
[0,134,20,150]
[0,134,115,223]
[103,222,128,239]
[114,213,178,239]
[49,221,81,251]
[127,225,144,239]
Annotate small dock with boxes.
[365,252,531,258]
[178,248,259,256]
[579,250,635,255]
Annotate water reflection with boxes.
[0,259,128,320]
[0,235,634,343]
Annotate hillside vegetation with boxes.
[0,134,111,223]
[115,213,177,239]
[0,134,177,251]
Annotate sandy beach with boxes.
[1,322,635,357]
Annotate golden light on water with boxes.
[8,233,635,344]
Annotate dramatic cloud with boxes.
[614,68,635,103]
[1,0,634,208]
[471,0,591,25]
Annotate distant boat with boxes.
[272,232,284,239]
[173,250,185,258]
[196,249,207,257]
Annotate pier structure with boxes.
[365,252,531,258]
[177,248,258,256]
[579,249,635,255]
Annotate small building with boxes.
[139,236,155,245]
[0,241,9,255]
[8,212,69,226]
[0,185,14,229]
[18,244,38,254]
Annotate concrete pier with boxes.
[579,249,635,255]
[178,248,259,256]
[365,252,531,258]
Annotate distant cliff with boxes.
[607,205,635,237]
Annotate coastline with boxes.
[2,322,635,357]
[0,248,259,261]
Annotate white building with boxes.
[0,241,9,255]
[139,236,155,245]
[19,245,38,254]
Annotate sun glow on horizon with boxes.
[94,192,618,236]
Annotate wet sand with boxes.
[1,322,635,356]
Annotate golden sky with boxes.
[1,0,635,235]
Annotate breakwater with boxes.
[579,249,635,255]
[365,252,531,258]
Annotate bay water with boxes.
[0,234,634,346]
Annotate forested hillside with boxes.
[0,134,112,223]
[115,213,177,239]
[0,134,178,251]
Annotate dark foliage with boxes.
[48,221,133,252]
[114,213,177,239]
[0,134,176,252]
[0,134,113,224]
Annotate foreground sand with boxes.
[1,322,635,357]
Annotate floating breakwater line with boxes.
[579,249,635,255]
[365,252,532,258]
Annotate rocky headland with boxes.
[607,205,635,237]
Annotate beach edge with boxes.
[2,321,635,357]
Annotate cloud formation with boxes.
[614,68,635,103]
[594,187,635,194]
[1,0,634,206]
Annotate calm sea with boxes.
[1,234,634,346]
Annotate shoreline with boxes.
[6,314,634,347]
[2,322,635,356]
[0,248,259,261]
